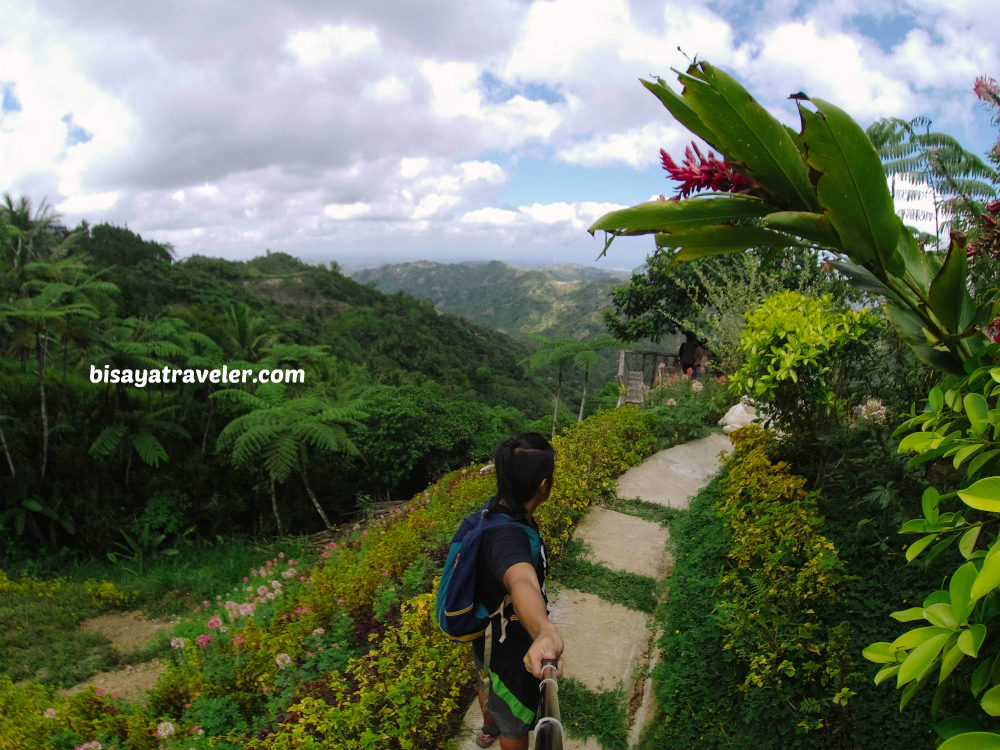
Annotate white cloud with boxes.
[285,24,380,66]
[324,202,370,220]
[556,123,688,168]
[0,0,995,272]
[460,207,519,225]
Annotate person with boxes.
[678,335,697,372]
[694,343,710,372]
[473,433,565,749]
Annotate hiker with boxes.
[473,433,565,749]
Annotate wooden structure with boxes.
[616,349,680,406]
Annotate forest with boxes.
[0,214,581,563]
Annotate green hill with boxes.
[0,219,559,558]
[350,260,628,341]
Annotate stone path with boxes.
[453,432,732,749]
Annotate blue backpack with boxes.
[436,500,542,642]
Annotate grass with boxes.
[4,534,317,617]
[558,677,628,749]
[548,538,659,614]
[602,495,683,527]
[0,534,317,688]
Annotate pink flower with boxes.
[362,529,368,536]
[278,552,285,559]
[321,551,330,558]
[258,585,269,597]
[312,627,325,635]
[206,615,222,629]
[170,637,186,649]
[196,633,212,648]
[243,577,249,583]
[326,541,337,549]
[382,571,390,577]
[44,708,57,719]
[275,653,292,669]
[233,635,245,647]
[266,560,274,567]
[156,721,175,738]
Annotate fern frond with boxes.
[89,423,128,458]
[131,431,168,467]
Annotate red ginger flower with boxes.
[659,142,756,200]
[974,76,1000,103]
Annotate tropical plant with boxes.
[867,116,997,246]
[213,383,365,533]
[587,61,1000,748]
[521,335,584,437]
[589,60,995,377]
[732,290,878,441]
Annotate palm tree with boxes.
[213,383,364,533]
[219,302,278,362]
[0,263,114,482]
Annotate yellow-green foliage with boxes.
[256,594,469,750]
[718,427,852,727]
[0,407,657,750]
[0,676,157,750]
[540,405,658,557]
[0,570,134,609]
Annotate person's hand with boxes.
[524,625,563,679]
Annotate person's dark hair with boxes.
[488,432,556,518]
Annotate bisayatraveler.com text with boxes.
[89,365,305,388]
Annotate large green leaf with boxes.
[641,76,718,148]
[929,233,976,334]
[677,62,819,211]
[763,211,841,248]
[798,98,901,273]
[951,561,979,624]
[588,195,776,237]
[885,304,965,376]
[897,632,950,686]
[971,543,1000,601]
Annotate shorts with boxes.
[472,624,540,739]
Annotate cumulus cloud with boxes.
[0,0,996,271]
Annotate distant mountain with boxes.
[349,260,628,340]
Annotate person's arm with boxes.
[503,561,564,679]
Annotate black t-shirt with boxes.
[475,513,547,616]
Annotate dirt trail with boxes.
[454,432,732,750]
[60,610,175,703]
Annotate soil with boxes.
[60,610,177,703]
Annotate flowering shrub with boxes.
[1,407,657,750]
[641,377,733,449]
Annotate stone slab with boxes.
[546,587,650,695]
[573,508,671,579]
[615,432,732,509]
[455,701,603,750]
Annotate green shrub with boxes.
[642,376,733,448]
[732,290,878,444]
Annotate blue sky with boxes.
[1,0,997,273]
